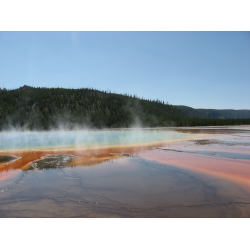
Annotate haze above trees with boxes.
[0,85,249,131]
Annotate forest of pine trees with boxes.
[0,85,249,130]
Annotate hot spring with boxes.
[0,128,194,150]
[0,127,250,218]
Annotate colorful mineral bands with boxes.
[0,129,196,151]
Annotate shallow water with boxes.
[1,155,249,218]
[0,127,250,217]
[0,129,194,150]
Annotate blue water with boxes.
[0,129,194,150]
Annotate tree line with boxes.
[0,85,249,130]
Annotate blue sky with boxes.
[0,31,249,109]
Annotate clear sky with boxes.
[0,31,249,109]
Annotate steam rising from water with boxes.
[0,129,193,150]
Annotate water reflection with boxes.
[1,154,249,218]
[0,128,250,217]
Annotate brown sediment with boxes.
[0,143,163,178]
[0,151,50,180]
[193,139,227,145]
[0,155,19,164]
[192,139,250,146]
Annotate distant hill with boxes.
[0,85,186,130]
[174,105,250,119]
[0,86,249,130]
